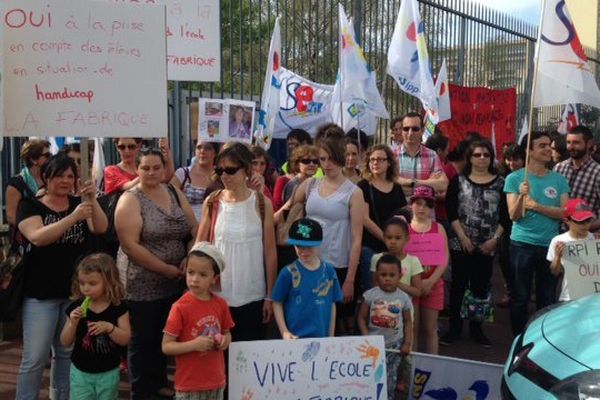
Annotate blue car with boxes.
[502,295,600,399]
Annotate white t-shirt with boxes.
[546,231,594,301]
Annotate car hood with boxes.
[542,295,600,369]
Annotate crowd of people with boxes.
[3,112,600,400]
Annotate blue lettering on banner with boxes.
[253,361,297,387]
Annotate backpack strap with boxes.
[166,183,182,208]
[180,167,191,190]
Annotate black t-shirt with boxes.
[17,196,92,299]
[357,179,407,252]
[66,299,128,373]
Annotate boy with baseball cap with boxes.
[272,218,343,339]
[547,199,596,302]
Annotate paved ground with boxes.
[0,263,515,399]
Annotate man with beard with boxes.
[554,125,600,232]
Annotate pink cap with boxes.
[564,199,595,222]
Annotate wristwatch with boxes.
[410,179,416,188]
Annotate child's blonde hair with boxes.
[71,253,125,305]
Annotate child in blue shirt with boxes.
[272,218,343,338]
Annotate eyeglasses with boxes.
[472,153,492,158]
[299,158,319,165]
[214,166,244,176]
[117,144,138,151]
[369,157,388,163]
[402,126,421,132]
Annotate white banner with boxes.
[198,98,255,144]
[2,0,168,138]
[229,336,388,400]
[562,239,600,299]
[111,0,220,81]
[410,352,503,400]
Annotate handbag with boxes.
[0,230,27,322]
[460,287,495,323]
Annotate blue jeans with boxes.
[358,246,376,295]
[16,297,72,400]
[509,241,558,337]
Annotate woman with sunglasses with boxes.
[104,137,174,195]
[291,133,364,334]
[170,140,220,221]
[441,139,509,348]
[196,142,277,342]
[115,148,196,399]
[356,144,407,293]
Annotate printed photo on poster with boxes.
[228,104,253,140]
[198,98,255,144]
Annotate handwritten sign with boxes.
[562,239,600,299]
[409,352,502,400]
[229,336,387,400]
[2,0,167,138]
[198,98,255,144]
[111,0,220,81]
[405,233,446,266]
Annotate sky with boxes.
[472,0,541,25]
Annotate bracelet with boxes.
[108,323,116,334]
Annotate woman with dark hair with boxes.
[292,134,364,333]
[15,154,108,399]
[356,144,407,292]
[170,140,220,221]
[550,133,568,167]
[115,148,196,399]
[196,142,277,342]
[442,140,509,348]
[343,139,362,184]
[249,145,278,200]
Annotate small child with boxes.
[359,254,413,400]
[60,253,131,400]
[272,218,343,339]
[162,242,234,400]
[547,199,596,302]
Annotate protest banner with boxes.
[198,98,255,144]
[438,85,516,154]
[562,239,600,299]
[229,336,387,400]
[111,0,220,81]
[405,233,446,266]
[409,352,502,400]
[2,0,167,138]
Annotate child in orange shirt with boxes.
[162,242,234,399]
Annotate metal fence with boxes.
[2,0,599,201]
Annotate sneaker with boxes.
[471,331,492,348]
[439,332,459,346]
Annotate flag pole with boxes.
[339,11,345,129]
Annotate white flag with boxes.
[387,0,438,116]
[255,18,282,150]
[533,0,600,108]
[557,103,579,134]
[435,59,451,122]
[518,116,529,145]
[332,4,389,125]
[92,138,106,194]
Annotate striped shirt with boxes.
[554,157,600,219]
[397,144,444,196]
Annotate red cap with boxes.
[564,199,595,222]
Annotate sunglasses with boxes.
[472,153,492,158]
[117,144,138,151]
[214,166,244,176]
[369,157,388,163]
[402,126,421,132]
[299,158,319,165]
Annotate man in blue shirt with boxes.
[504,131,569,336]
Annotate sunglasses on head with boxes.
[117,144,138,151]
[299,158,319,165]
[402,126,421,132]
[214,165,244,176]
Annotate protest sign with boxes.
[409,352,502,400]
[562,239,600,299]
[229,336,387,400]
[438,85,516,154]
[111,0,220,81]
[2,0,167,138]
[405,233,446,266]
[198,98,255,144]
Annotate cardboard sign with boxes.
[2,0,168,138]
[562,239,600,299]
[111,0,220,81]
[198,98,255,144]
[229,336,388,400]
[405,233,447,266]
[409,352,503,400]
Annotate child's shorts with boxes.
[412,279,444,311]
[70,364,119,400]
[175,388,224,400]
